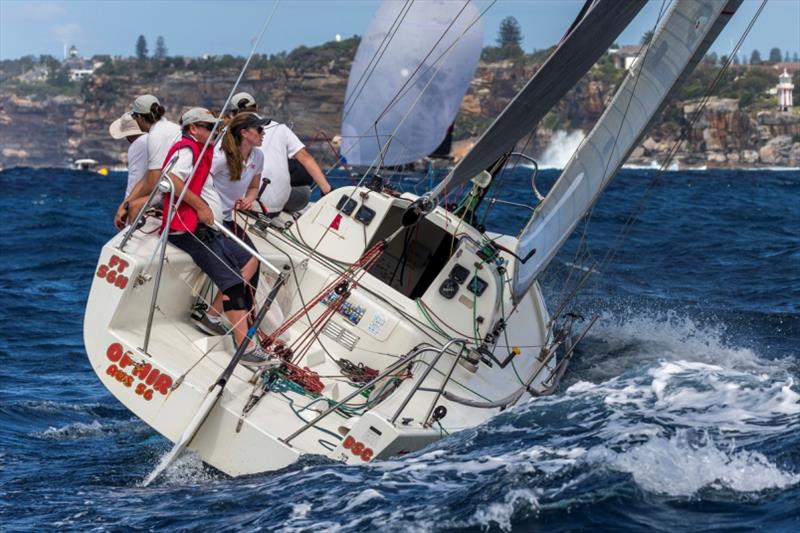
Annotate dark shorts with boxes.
[223,220,255,248]
[168,225,252,292]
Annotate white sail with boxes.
[340,0,483,167]
[512,0,742,301]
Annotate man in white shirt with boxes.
[227,92,332,214]
[109,112,148,196]
[114,94,182,229]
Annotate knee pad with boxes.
[222,283,248,311]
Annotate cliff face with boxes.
[1,59,798,169]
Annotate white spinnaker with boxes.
[340,0,482,167]
[512,0,741,302]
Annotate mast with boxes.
[511,0,743,302]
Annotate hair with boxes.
[135,102,166,125]
[221,112,257,181]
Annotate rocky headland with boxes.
[1,40,798,169]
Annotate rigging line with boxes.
[342,0,415,119]
[165,0,281,232]
[554,0,670,313]
[552,0,766,319]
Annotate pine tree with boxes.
[136,35,148,60]
[768,47,782,63]
[749,49,761,65]
[496,16,523,58]
[155,36,168,59]
[793,52,799,62]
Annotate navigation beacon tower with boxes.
[777,69,794,112]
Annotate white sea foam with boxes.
[598,430,800,497]
[538,130,586,169]
[472,488,540,532]
[342,488,385,512]
[38,419,141,439]
[585,308,774,376]
[150,452,219,486]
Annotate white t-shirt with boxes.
[147,119,181,170]
[258,122,304,213]
[210,144,265,221]
[126,133,148,196]
[170,145,223,224]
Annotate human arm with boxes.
[167,172,214,225]
[234,173,262,212]
[293,148,331,195]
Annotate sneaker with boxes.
[239,344,281,369]
[193,312,227,336]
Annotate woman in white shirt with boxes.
[211,112,269,229]
[200,111,270,333]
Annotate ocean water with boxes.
[1,167,798,532]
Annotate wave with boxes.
[598,430,800,497]
[38,419,144,440]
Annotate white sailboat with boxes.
[83,0,742,478]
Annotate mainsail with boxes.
[512,0,742,301]
[428,0,647,200]
[340,0,483,167]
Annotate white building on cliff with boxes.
[777,69,794,111]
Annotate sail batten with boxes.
[429,0,647,200]
[511,0,743,302]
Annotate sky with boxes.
[0,0,798,62]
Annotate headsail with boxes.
[512,0,742,301]
[340,0,483,167]
[428,0,646,200]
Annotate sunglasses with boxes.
[196,122,215,131]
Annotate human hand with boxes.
[235,197,253,211]
[198,203,214,226]
[114,202,129,230]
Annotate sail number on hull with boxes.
[105,342,173,401]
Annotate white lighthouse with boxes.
[777,69,794,111]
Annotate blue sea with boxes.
[1,166,798,532]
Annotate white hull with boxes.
[84,187,560,476]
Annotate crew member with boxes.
[114,94,181,229]
[108,111,148,197]
[197,111,270,335]
[228,92,332,213]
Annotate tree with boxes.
[136,35,148,59]
[749,49,761,64]
[703,52,718,65]
[641,30,654,46]
[785,51,790,62]
[155,36,168,59]
[497,16,522,48]
[720,54,729,66]
[794,52,799,62]
[768,47,782,63]
[496,16,523,58]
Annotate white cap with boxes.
[109,112,143,139]
[131,94,159,114]
[232,92,257,110]
[179,107,218,127]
